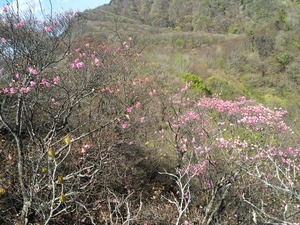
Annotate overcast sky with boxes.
[1,0,111,14]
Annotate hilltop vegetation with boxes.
[106,0,299,33]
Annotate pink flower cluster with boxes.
[2,6,9,13]
[197,96,290,132]
[81,144,92,154]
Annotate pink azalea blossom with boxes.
[75,48,81,53]
[15,73,20,79]
[28,67,38,75]
[17,20,25,27]
[30,81,36,87]
[122,123,128,129]
[127,107,133,113]
[2,88,9,93]
[44,26,53,32]
[41,79,50,87]
[51,98,59,106]
[2,7,9,13]
[9,87,17,94]
[149,90,156,97]
[85,43,90,48]
[76,62,84,69]
[81,144,91,153]
[1,37,6,43]
[94,58,100,67]
[135,102,141,108]
[53,76,60,85]
[140,117,145,123]
[20,87,31,94]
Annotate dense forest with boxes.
[0,0,300,224]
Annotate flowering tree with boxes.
[0,3,152,224]
[159,91,300,224]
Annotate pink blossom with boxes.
[71,63,75,68]
[65,11,72,19]
[15,73,20,79]
[30,81,36,87]
[104,47,109,53]
[17,20,25,27]
[127,107,133,113]
[1,37,6,43]
[52,20,57,25]
[94,58,100,67]
[2,88,9,93]
[76,62,84,69]
[20,87,31,94]
[181,82,191,92]
[9,87,17,94]
[81,144,91,154]
[83,144,91,149]
[135,102,141,108]
[53,76,60,84]
[2,7,9,13]
[140,117,145,123]
[122,123,128,129]
[114,47,120,54]
[8,153,13,160]
[28,67,38,75]
[44,26,53,32]
[85,43,90,48]
[75,48,81,53]
[41,79,50,87]
[149,90,156,97]
[51,98,59,106]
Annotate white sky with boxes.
[1,0,111,14]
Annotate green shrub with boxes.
[180,72,210,94]
[205,75,246,99]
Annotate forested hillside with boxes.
[84,0,300,131]
[107,0,299,32]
